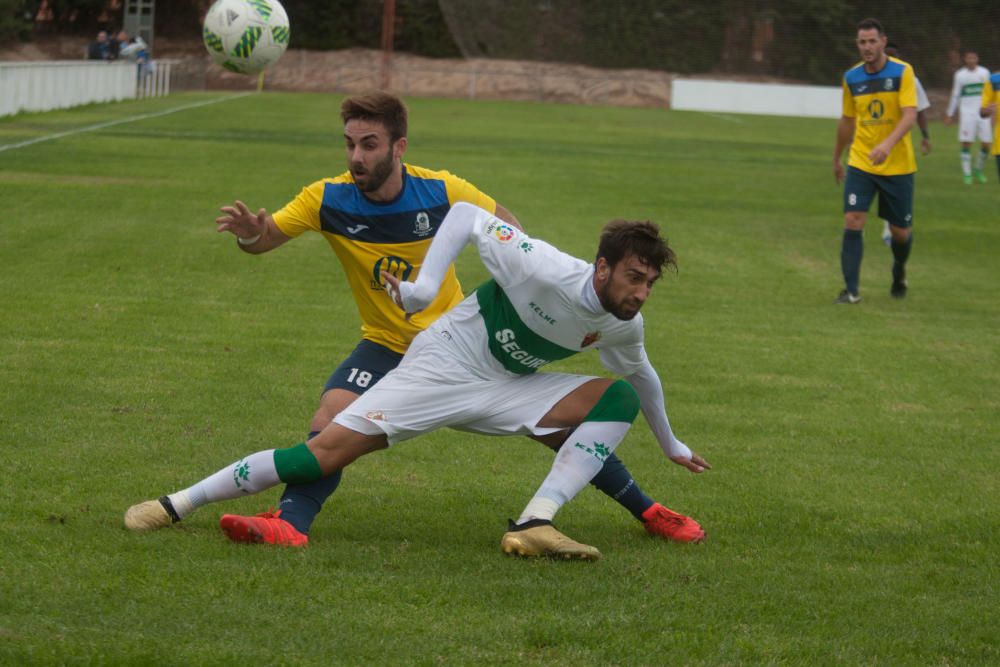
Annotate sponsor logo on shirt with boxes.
[529,302,556,325]
[494,328,549,369]
[371,255,413,290]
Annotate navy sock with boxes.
[589,452,654,520]
[841,228,864,293]
[276,431,342,535]
[890,233,912,282]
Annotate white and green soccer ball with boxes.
[202,0,290,75]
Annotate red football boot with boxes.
[641,503,705,543]
[219,509,309,547]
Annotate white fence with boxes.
[0,60,176,118]
[671,78,842,119]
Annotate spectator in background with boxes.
[108,30,128,60]
[118,33,155,81]
[87,31,109,60]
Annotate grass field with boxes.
[1,91,998,665]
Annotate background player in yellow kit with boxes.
[980,70,1000,182]
[833,18,917,303]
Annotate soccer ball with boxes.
[202,0,290,75]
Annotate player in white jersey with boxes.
[125,203,711,560]
[945,50,992,184]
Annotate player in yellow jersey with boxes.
[833,18,917,303]
[172,92,696,546]
[980,71,1000,182]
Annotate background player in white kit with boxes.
[945,50,992,184]
[126,203,710,560]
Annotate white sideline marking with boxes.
[699,111,745,124]
[0,93,253,154]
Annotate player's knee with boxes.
[587,379,640,424]
[844,212,866,229]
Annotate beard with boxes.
[352,149,397,193]
[596,282,641,321]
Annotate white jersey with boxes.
[424,212,647,380]
[948,66,990,117]
[358,201,692,460]
[914,77,930,113]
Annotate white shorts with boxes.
[958,113,993,143]
[334,331,595,445]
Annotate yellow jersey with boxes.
[982,73,1000,156]
[272,164,497,353]
[842,57,918,175]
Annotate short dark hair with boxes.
[340,91,408,143]
[596,220,676,274]
[857,18,885,35]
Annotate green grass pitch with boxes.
[1,92,998,664]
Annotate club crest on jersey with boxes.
[484,219,517,244]
[581,331,602,347]
[413,211,431,237]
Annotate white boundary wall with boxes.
[0,61,174,117]
[671,79,842,119]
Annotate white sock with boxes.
[167,449,279,519]
[516,421,631,524]
[961,150,972,176]
[976,148,987,170]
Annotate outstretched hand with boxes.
[670,452,711,474]
[216,199,267,240]
[381,270,420,321]
[382,270,404,310]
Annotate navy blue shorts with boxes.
[843,166,914,228]
[322,339,404,396]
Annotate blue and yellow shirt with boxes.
[273,164,497,353]
[982,73,1000,156]
[842,57,918,175]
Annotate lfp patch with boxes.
[486,220,517,243]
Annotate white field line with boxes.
[0,93,253,154]
[698,111,746,124]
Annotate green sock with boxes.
[274,442,323,484]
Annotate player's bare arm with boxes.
[833,115,855,184]
[917,110,931,155]
[982,102,997,119]
[493,203,523,230]
[215,199,291,253]
[870,106,916,165]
